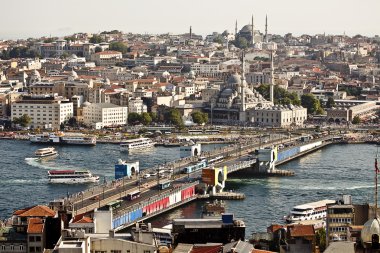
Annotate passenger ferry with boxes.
[120,138,155,152]
[47,170,99,183]
[285,199,336,223]
[30,132,96,146]
[35,147,58,158]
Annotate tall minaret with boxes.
[190,26,192,39]
[235,20,238,36]
[270,51,274,103]
[239,52,247,121]
[265,15,268,43]
[251,15,255,45]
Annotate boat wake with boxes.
[25,157,57,170]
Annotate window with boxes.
[36,247,41,252]
[29,236,35,242]
[10,245,14,251]
[36,236,41,242]
[111,251,121,253]
[143,251,150,253]
[30,247,35,253]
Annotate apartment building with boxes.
[11,94,73,129]
[82,102,128,128]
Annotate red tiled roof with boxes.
[27,218,44,234]
[252,249,276,253]
[73,216,93,224]
[289,225,315,237]
[16,205,56,217]
[191,245,223,253]
[267,224,283,233]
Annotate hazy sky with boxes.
[1,0,379,39]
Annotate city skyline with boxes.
[1,0,379,39]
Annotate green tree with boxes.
[128,112,141,125]
[67,117,77,127]
[89,35,104,44]
[213,36,224,44]
[191,111,209,125]
[140,112,152,125]
[301,94,323,114]
[95,46,102,53]
[255,84,301,106]
[326,97,335,108]
[352,115,361,124]
[234,37,248,49]
[13,114,31,127]
[109,42,128,54]
[43,38,55,43]
[315,228,326,252]
[149,112,158,122]
[168,109,183,127]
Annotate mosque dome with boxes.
[162,71,170,78]
[82,101,91,107]
[240,25,253,33]
[227,73,241,85]
[68,70,78,81]
[361,218,380,245]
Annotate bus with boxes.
[125,190,141,201]
[107,200,123,209]
[188,129,203,135]
[158,180,171,190]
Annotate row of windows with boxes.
[0,245,25,251]
[329,227,348,232]
[329,218,352,223]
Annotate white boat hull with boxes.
[120,143,155,152]
[48,177,99,184]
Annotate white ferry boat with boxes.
[35,147,58,158]
[285,199,336,223]
[30,132,96,146]
[48,170,99,183]
[120,138,155,152]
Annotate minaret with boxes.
[265,15,268,43]
[235,20,238,36]
[190,26,192,39]
[270,51,274,103]
[251,15,255,45]
[239,52,247,121]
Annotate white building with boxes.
[11,94,73,129]
[90,51,122,66]
[247,105,307,127]
[83,102,128,128]
[128,98,147,114]
[191,63,220,77]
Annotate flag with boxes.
[376,158,379,173]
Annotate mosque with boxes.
[235,15,268,45]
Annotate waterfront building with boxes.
[82,102,128,128]
[246,104,307,127]
[128,97,147,114]
[326,100,379,123]
[11,94,73,129]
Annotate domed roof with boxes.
[240,25,253,33]
[68,70,78,81]
[162,71,170,78]
[220,88,233,97]
[361,218,380,244]
[82,101,91,107]
[227,73,241,85]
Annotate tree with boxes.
[67,117,77,127]
[149,112,158,122]
[352,115,361,124]
[89,35,104,44]
[326,97,335,108]
[167,109,183,127]
[234,37,248,49]
[255,84,301,106]
[315,228,326,252]
[13,114,31,127]
[128,112,141,125]
[301,94,323,114]
[109,42,128,54]
[95,46,102,53]
[191,111,208,125]
[140,112,152,126]
[213,36,224,44]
